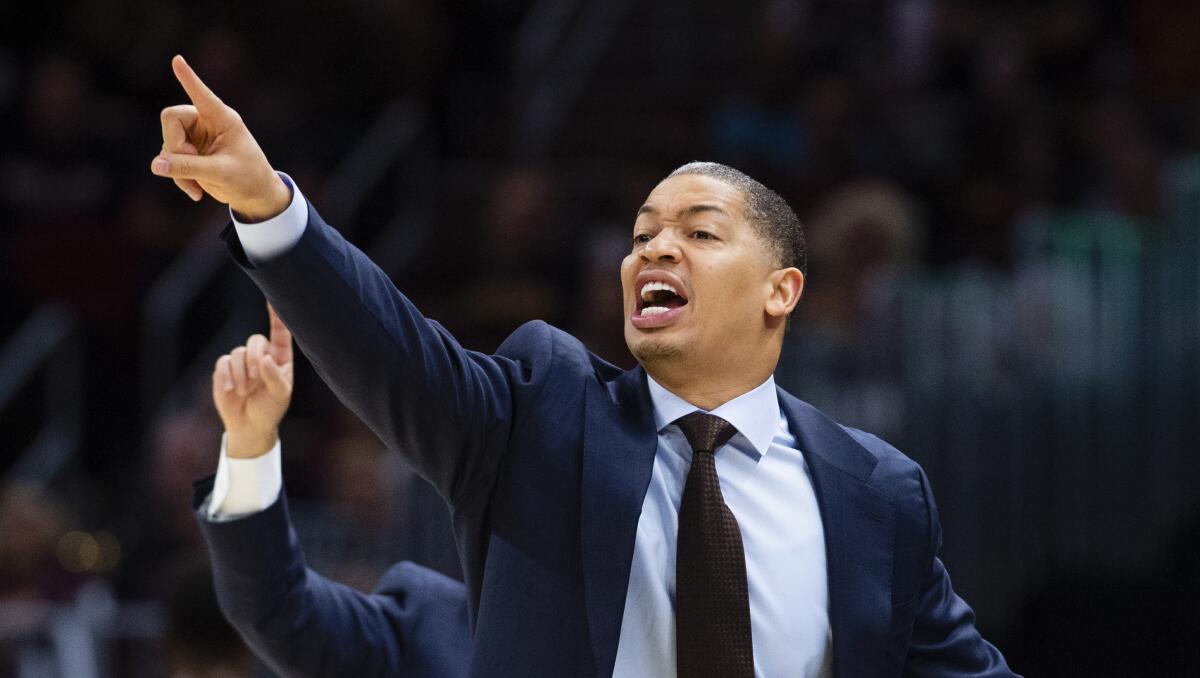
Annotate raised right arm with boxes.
[153,55,541,502]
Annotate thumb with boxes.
[151,152,228,182]
[259,354,293,401]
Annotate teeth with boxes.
[641,306,670,316]
[640,281,679,300]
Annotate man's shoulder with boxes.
[839,425,919,472]
[496,320,624,383]
[372,562,472,676]
[374,561,467,606]
[778,389,928,504]
[838,424,929,500]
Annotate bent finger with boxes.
[230,346,249,397]
[174,178,204,202]
[160,138,204,202]
[160,105,199,150]
[245,334,268,380]
[213,354,234,393]
[150,152,228,183]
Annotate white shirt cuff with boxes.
[231,172,310,266]
[207,433,284,521]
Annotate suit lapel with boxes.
[580,366,659,678]
[779,389,897,678]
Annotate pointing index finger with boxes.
[171,55,223,113]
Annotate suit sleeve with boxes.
[221,202,551,503]
[194,477,470,678]
[903,470,1021,677]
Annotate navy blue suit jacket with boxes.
[220,202,1016,677]
[193,477,471,678]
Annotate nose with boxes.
[640,231,681,262]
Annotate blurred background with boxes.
[2,0,1199,675]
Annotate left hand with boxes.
[212,303,294,458]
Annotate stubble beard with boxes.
[630,337,684,367]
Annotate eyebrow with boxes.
[636,203,730,219]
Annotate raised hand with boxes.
[212,303,295,458]
[152,55,292,222]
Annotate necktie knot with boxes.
[674,411,737,455]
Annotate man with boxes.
[153,54,1018,677]
[195,304,471,678]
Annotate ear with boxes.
[765,267,804,318]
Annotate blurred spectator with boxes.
[571,224,635,368]
[0,483,81,604]
[308,428,398,591]
[1075,97,1163,218]
[296,416,461,586]
[1132,0,1200,105]
[433,167,574,350]
[1,52,149,338]
[117,406,220,601]
[161,557,253,678]
[708,2,805,176]
[0,484,86,676]
[780,179,921,440]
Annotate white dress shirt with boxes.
[208,434,284,521]
[209,177,833,676]
[612,376,831,678]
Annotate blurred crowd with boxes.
[2,0,1200,675]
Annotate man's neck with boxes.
[644,364,776,411]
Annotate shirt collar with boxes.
[645,374,781,458]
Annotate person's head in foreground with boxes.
[621,162,806,401]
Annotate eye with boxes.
[632,233,652,245]
[691,230,715,240]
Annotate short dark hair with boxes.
[667,161,806,276]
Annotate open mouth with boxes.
[637,280,689,316]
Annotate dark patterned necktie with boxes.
[673,411,754,678]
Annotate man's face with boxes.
[621,174,780,369]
